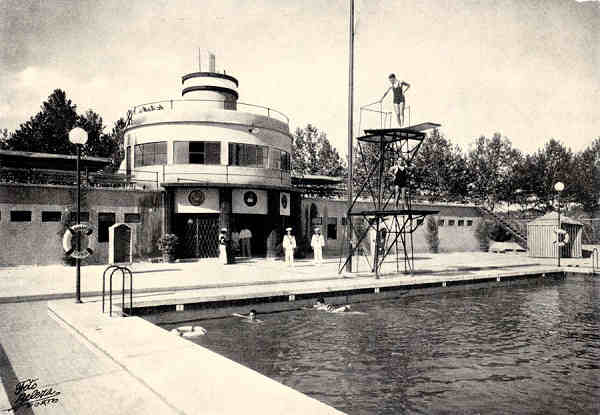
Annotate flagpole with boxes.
[346,0,354,272]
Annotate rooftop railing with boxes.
[130,99,289,125]
[0,167,158,190]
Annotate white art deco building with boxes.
[122,53,299,259]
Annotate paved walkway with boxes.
[0,302,178,414]
[0,252,595,303]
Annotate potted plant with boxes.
[425,216,440,253]
[157,234,178,263]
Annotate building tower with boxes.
[123,52,298,260]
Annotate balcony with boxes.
[129,99,289,129]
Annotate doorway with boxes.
[175,214,220,258]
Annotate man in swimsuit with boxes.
[380,74,410,127]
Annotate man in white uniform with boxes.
[311,226,325,265]
[282,227,296,267]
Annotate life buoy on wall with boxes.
[553,229,570,247]
[63,224,95,258]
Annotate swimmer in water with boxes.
[313,298,351,313]
[232,309,262,322]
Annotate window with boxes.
[70,212,90,222]
[229,143,268,168]
[10,211,31,222]
[98,212,116,243]
[448,219,455,226]
[438,219,445,226]
[42,211,61,222]
[126,146,131,176]
[124,213,141,223]
[458,220,464,226]
[190,141,220,164]
[327,217,338,240]
[134,142,167,167]
[467,220,473,226]
[269,148,281,169]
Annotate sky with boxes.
[1,0,599,157]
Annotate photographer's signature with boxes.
[4,378,60,412]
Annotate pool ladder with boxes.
[102,265,133,317]
[592,249,599,275]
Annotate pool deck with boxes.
[0,252,597,415]
[0,252,595,305]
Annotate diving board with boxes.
[360,122,441,143]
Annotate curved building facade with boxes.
[123,57,299,259]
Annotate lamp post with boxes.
[554,181,565,267]
[69,127,88,303]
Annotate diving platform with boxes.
[339,120,441,277]
[359,122,441,143]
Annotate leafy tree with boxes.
[0,128,8,148]
[412,129,470,202]
[467,133,521,211]
[425,216,440,253]
[572,138,600,215]
[515,139,574,212]
[2,89,120,167]
[292,124,346,177]
[108,118,127,172]
[5,89,78,154]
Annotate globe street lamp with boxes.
[69,127,88,303]
[554,181,565,267]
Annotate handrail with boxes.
[102,265,133,317]
[130,99,289,124]
[592,248,599,274]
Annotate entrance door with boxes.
[176,214,220,258]
[234,214,269,257]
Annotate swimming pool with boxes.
[162,274,600,414]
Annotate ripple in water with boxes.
[164,275,600,414]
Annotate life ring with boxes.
[553,229,570,247]
[62,224,94,259]
[171,326,207,338]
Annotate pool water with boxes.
[163,275,600,414]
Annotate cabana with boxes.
[527,212,582,258]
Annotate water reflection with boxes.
[164,276,600,414]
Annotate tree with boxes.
[0,128,8,148]
[425,216,440,253]
[515,139,575,212]
[108,118,127,172]
[2,89,119,165]
[412,129,470,202]
[571,138,600,215]
[292,124,346,177]
[467,133,521,211]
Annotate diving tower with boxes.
[339,122,441,277]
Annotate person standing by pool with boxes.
[311,226,325,266]
[379,74,410,127]
[240,226,252,258]
[282,227,296,267]
[218,228,228,264]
